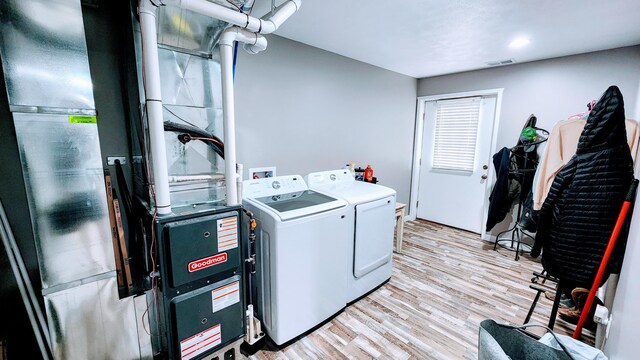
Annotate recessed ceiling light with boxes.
[509,37,530,49]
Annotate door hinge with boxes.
[416,201,419,208]
[422,113,425,120]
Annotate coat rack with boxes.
[493,127,549,261]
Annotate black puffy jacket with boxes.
[530,86,634,288]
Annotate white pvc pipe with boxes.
[163,0,301,34]
[259,0,301,34]
[220,43,238,206]
[220,27,268,52]
[139,0,172,215]
[219,28,267,206]
[145,0,298,208]
[236,163,243,204]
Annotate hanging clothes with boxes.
[532,117,640,210]
[531,85,634,288]
[511,114,539,197]
[517,190,537,232]
[486,147,513,232]
[486,116,543,232]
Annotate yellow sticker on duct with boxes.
[68,115,97,124]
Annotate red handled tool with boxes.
[573,179,639,339]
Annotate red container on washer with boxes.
[364,165,374,182]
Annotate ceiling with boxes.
[252,0,640,78]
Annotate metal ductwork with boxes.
[0,0,147,358]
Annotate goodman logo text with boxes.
[188,253,227,273]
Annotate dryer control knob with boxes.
[272,181,281,189]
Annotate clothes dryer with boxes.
[306,169,396,302]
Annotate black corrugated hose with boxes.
[164,121,224,159]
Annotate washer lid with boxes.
[306,170,396,204]
[252,190,346,221]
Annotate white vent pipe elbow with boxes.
[259,0,301,33]
[219,27,268,51]
[163,0,301,34]
[219,27,267,206]
[139,0,172,215]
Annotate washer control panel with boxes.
[305,169,354,187]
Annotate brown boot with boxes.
[545,290,574,308]
[571,288,591,309]
[545,291,555,301]
[558,306,581,324]
[557,288,603,330]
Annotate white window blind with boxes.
[432,97,481,172]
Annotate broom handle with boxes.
[573,179,639,339]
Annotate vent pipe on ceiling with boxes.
[139,0,300,211]
[162,0,301,34]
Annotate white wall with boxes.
[604,80,640,359]
[604,200,640,359]
[418,46,640,150]
[234,36,418,204]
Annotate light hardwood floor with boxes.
[248,220,593,359]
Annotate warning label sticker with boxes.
[217,217,238,252]
[212,281,240,313]
[180,324,221,360]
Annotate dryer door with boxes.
[354,195,395,278]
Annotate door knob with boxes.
[481,174,488,180]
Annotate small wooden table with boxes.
[394,202,406,254]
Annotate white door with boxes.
[416,96,497,233]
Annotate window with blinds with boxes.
[432,97,481,172]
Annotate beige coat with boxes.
[532,117,639,210]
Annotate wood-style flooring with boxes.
[248,220,594,359]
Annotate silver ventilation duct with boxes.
[0,0,95,112]
[0,0,148,358]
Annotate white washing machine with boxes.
[306,169,396,303]
[242,175,350,345]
